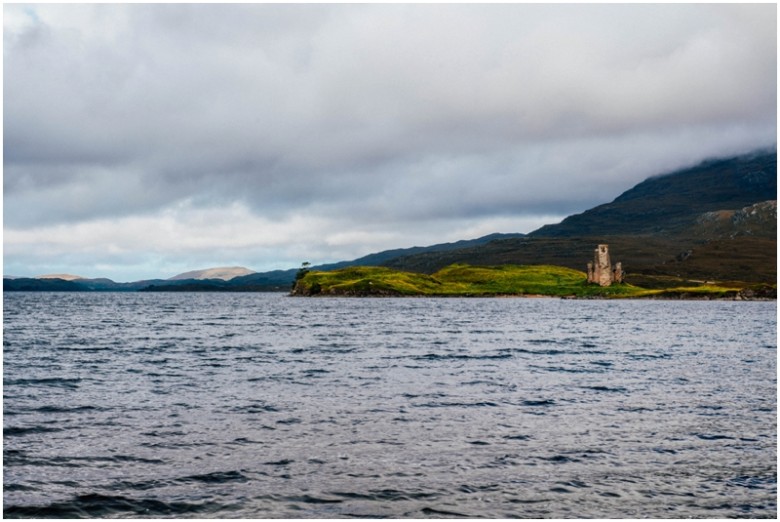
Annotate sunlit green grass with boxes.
[292,263,745,298]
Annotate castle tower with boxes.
[587,244,619,286]
[596,244,612,286]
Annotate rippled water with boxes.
[3,293,777,518]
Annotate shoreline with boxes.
[3,289,774,301]
[288,292,776,301]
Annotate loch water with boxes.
[3,292,777,518]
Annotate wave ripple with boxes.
[3,293,776,518]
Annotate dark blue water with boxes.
[3,293,776,518]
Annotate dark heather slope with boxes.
[530,150,776,238]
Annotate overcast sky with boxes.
[4,3,777,281]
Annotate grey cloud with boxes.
[4,4,776,235]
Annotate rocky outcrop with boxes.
[695,200,777,239]
[736,285,777,300]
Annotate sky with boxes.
[3,3,777,281]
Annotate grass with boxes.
[292,264,746,298]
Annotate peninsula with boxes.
[290,262,773,299]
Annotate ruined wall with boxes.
[613,262,623,284]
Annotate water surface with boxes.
[3,293,776,518]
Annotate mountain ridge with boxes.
[381,150,776,283]
[529,150,776,238]
[35,273,85,281]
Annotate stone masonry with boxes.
[587,244,623,286]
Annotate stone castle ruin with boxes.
[587,244,623,286]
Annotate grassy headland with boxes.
[291,264,765,298]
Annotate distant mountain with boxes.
[3,277,85,291]
[36,273,85,280]
[3,276,198,292]
[530,150,776,238]
[168,266,256,281]
[143,269,302,292]
[223,269,301,291]
[383,150,777,284]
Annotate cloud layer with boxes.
[4,4,776,280]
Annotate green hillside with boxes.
[291,264,754,298]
